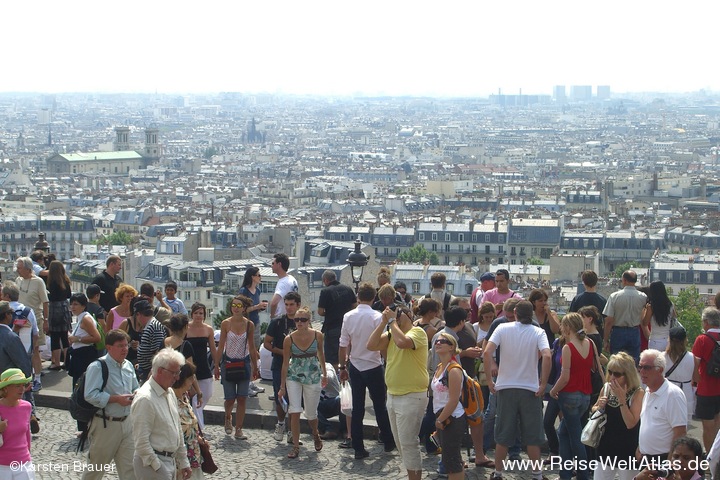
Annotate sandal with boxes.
[235,429,247,440]
[224,417,232,435]
[313,433,323,452]
[288,446,300,459]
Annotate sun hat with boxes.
[0,368,32,390]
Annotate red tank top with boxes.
[562,340,593,395]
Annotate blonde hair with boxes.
[438,332,461,356]
[561,312,586,341]
[295,306,312,320]
[606,352,641,391]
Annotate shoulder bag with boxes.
[581,383,609,448]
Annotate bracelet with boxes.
[337,365,346,370]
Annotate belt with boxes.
[153,449,175,458]
[613,325,638,329]
[95,413,127,422]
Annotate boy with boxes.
[163,281,188,314]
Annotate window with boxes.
[432,244,437,251]
[709,273,715,284]
[694,272,701,284]
[511,247,517,256]
[444,244,450,252]
[485,245,490,254]
[498,235,504,242]
[445,233,450,241]
[446,283,454,294]
[458,233,464,242]
[431,233,438,241]
[419,232,425,241]
[445,256,450,263]
[472,234,477,242]
[485,234,490,243]
[679,272,686,282]
[412,282,420,294]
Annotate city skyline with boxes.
[2,1,718,97]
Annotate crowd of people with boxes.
[1,253,719,480]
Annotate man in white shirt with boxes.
[638,349,687,463]
[269,253,298,319]
[338,282,395,459]
[15,256,48,393]
[131,348,192,480]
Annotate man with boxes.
[602,270,647,363]
[135,299,168,382]
[338,282,395,459]
[691,307,720,453]
[367,299,426,479]
[139,283,171,325]
[83,329,139,480]
[0,300,38,434]
[569,270,607,314]
[93,255,123,312]
[425,272,454,319]
[483,300,551,480]
[264,291,301,442]
[394,282,414,308]
[269,253,298,319]
[483,269,521,316]
[2,282,38,388]
[470,272,496,324]
[638,349,687,463]
[317,270,357,367]
[15,256,48,393]
[163,281,187,315]
[30,250,46,276]
[372,283,403,312]
[317,361,351,446]
[85,284,107,332]
[130,348,191,480]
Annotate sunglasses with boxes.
[435,338,453,346]
[294,317,310,323]
[231,303,245,308]
[607,370,625,378]
[638,365,657,371]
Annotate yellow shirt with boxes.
[385,326,429,396]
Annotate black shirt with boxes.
[317,281,356,333]
[92,270,122,312]
[569,291,607,315]
[265,315,296,371]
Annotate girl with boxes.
[529,288,560,346]
[239,267,268,396]
[579,306,608,366]
[413,298,444,344]
[642,281,677,351]
[164,313,202,410]
[185,302,217,429]
[0,369,35,480]
[662,327,697,422]
[47,260,72,370]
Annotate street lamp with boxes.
[347,237,369,293]
[34,232,50,254]
[537,265,542,286]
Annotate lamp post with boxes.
[537,265,542,286]
[347,237,369,293]
[34,232,51,254]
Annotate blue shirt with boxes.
[84,354,139,417]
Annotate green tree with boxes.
[93,231,135,245]
[526,257,544,265]
[671,286,705,345]
[397,245,439,264]
[212,297,232,329]
[613,261,637,278]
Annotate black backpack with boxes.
[704,334,720,378]
[69,358,109,424]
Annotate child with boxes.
[164,281,188,315]
[85,284,106,332]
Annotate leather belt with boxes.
[95,413,127,422]
[154,449,174,458]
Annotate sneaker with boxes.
[489,473,503,480]
[273,423,285,442]
[339,438,352,449]
[286,431,302,445]
[32,379,42,392]
[508,453,522,462]
[437,461,447,477]
[248,389,258,397]
[30,416,40,434]
[251,383,265,393]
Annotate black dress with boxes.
[597,388,640,461]
[126,318,142,364]
[186,336,212,381]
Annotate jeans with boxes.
[557,391,591,480]
[317,396,347,435]
[543,396,561,455]
[609,327,640,364]
[349,362,394,452]
[323,328,341,368]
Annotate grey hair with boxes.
[702,307,720,328]
[640,349,666,370]
[17,257,33,272]
[151,348,186,376]
[2,281,20,302]
[322,270,337,282]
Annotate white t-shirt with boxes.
[662,351,696,421]
[639,380,688,455]
[339,304,383,372]
[273,274,298,317]
[488,321,549,392]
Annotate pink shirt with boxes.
[0,400,32,465]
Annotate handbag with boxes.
[581,383,609,448]
[198,429,218,474]
[223,357,248,382]
[339,381,353,416]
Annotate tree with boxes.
[212,297,232,329]
[613,261,637,278]
[93,231,135,246]
[526,257,544,265]
[397,245,439,265]
[671,286,705,345]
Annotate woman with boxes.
[579,306,608,366]
[47,260,72,370]
[105,284,137,331]
[239,267,268,396]
[172,362,205,480]
[164,313,202,407]
[549,313,598,480]
[215,295,259,440]
[663,327,698,422]
[543,331,565,463]
[186,302,217,429]
[591,352,644,480]
[636,436,703,480]
[474,301,496,407]
[67,293,101,432]
[118,297,153,367]
[431,332,467,480]
[0,369,35,480]
[278,306,327,459]
[413,298,443,344]
[642,280,677,351]
[529,288,560,346]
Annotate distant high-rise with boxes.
[570,85,592,102]
[553,85,566,103]
[38,108,51,125]
[596,85,611,100]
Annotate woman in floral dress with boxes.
[173,362,205,479]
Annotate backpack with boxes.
[12,306,33,353]
[91,314,106,351]
[446,363,484,426]
[68,358,109,424]
[425,292,451,312]
[703,333,720,378]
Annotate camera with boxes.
[651,469,671,478]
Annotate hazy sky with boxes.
[2,1,717,97]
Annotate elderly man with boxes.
[15,256,48,392]
[638,349,687,463]
[692,307,720,453]
[83,329,139,480]
[603,270,647,363]
[131,348,191,480]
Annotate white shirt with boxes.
[488,321,549,392]
[639,379,687,455]
[662,351,696,421]
[339,304,383,372]
[273,274,298,318]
